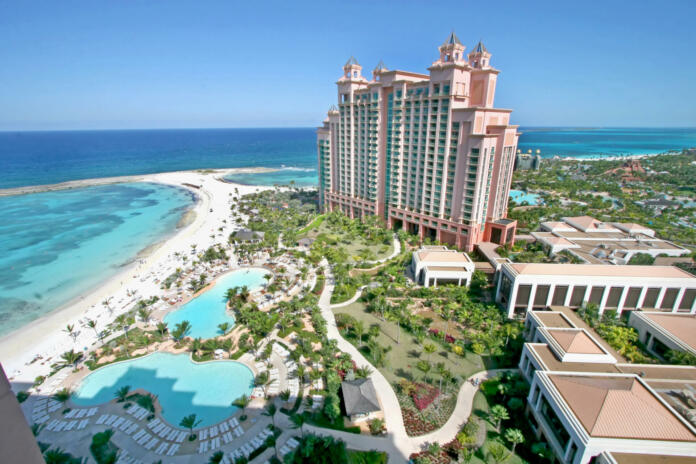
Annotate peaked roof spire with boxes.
[444,31,462,46]
[374,59,387,71]
[472,40,488,54]
[344,56,360,67]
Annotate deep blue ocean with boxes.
[2,127,695,189]
[1,127,695,337]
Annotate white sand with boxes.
[0,169,273,384]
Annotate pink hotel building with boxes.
[317,33,520,251]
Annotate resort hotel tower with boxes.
[317,33,520,251]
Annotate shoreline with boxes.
[0,166,275,197]
[0,170,273,384]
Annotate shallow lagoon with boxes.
[0,183,194,337]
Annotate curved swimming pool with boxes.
[72,352,253,428]
[164,267,269,339]
[509,189,542,205]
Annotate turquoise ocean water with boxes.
[0,183,194,337]
[1,127,695,336]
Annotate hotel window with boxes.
[534,285,551,308]
[515,285,532,308]
[660,288,680,310]
[679,289,696,311]
[569,286,587,307]
[605,287,624,308]
[642,287,661,308]
[552,286,569,306]
[623,287,642,308]
[589,286,605,305]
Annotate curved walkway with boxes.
[317,260,514,463]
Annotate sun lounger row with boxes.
[63,407,98,419]
[45,417,91,431]
[225,427,274,460]
[279,437,300,456]
[116,450,145,464]
[126,404,150,420]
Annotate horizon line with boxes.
[2,125,696,134]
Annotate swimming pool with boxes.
[509,189,542,205]
[164,268,270,339]
[72,352,254,428]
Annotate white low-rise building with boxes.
[533,216,689,265]
[495,262,696,318]
[518,309,696,463]
[411,246,474,287]
[628,312,696,360]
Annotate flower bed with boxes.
[402,407,438,436]
[412,383,440,411]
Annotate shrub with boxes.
[16,391,30,403]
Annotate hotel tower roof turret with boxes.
[317,33,520,251]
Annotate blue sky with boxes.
[0,0,694,130]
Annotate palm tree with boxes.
[53,388,71,404]
[423,343,437,362]
[279,390,291,402]
[232,394,250,415]
[114,385,131,402]
[180,413,201,440]
[490,405,509,432]
[290,413,307,439]
[156,322,169,337]
[354,320,365,347]
[224,287,238,303]
[262,402,277,427]
[505,428,524,453]
[217,322,230,335]
[238,286,250,303]
[208,451,224,464]
[64,324,77,343]
[190,338,202,357]
[137,307,152,323]
[172,320,192,342]
[114,314,129,341]
[137,394,156,413]
[102,297,113,314]
[60,349,83,369]
[86,318,100,340]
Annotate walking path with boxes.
[316,260,514,463]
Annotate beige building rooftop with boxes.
[509,262,694,279]
[643,313,696,353]
[547,329,606,355]
[549,374,696,441]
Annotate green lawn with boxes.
[302,221,393,264]
[333,301,484,385]
[468,392,528,464]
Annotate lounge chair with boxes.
[147,418,161,430]
[144,437,159,450]
[154,442,169,455]
[198,440,209,454]
[166,444,180,456]
[199,428,208,440]
[77,419,89,430]
[175,431,187,443]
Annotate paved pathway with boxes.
[317,260,515,463]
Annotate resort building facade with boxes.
[495,262,696,318]
[518,309,696,463]
[317,33,520,251]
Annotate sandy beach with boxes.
[0,168,274,384]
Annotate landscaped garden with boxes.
[331,242,525,437]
